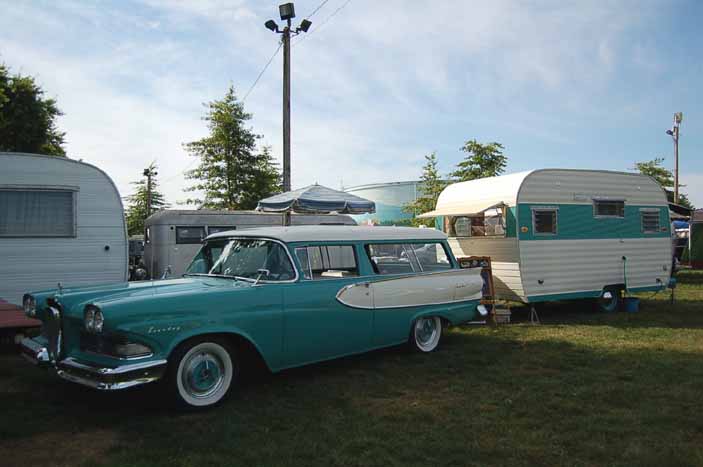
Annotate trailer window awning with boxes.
[417,202,506,219]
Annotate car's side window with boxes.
[295,245,358,280]
[366,243,415,275]
[410,243,452,271]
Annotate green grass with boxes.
[1,271,702,467]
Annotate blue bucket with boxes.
[623,297,640,313]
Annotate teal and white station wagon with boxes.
[20,226,485,408]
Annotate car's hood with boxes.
[32,276,252,317]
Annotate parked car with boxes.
[20,226,485,408]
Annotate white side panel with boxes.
[447,237,526,301]
[519,170,668,206]
[336,269,483,309]
[520,237,672,299]
[0,154,127,304]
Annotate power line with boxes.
[306,0,330,18]
[242,41,283,102]
[294,0,352,47]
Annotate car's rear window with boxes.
[365,243,451,275]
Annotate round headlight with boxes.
[93,310,104,333]
[23,295,36,318]
[84,307,96,332]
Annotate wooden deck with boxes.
[0,300,40,329]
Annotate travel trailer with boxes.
[0,152,128,305]
[419,169,672,311]
[143,210,357,278]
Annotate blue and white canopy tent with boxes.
[256,184,376,220]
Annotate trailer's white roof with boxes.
[419,169,667,218]
[206,225,447,242]
[419,171,533,217]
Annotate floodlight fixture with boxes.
[298,19,312,33]
[265,19,279,32]
[279,3,295,21]
[666,129,674,136]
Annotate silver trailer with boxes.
[0,152,128,305]
[143,210,357,278]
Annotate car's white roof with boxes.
[206,225,447,242]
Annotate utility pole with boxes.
[265,3,312,192]
[666,112,683,204]
[282,20,291,192]
[143,166,156,218]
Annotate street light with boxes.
[265,2,311,192]
[666,112,683,204]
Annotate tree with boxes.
[634,157,694,209]
[183,86,281,209]
[124,162,169,236]
[403,152,448,227]
[451,140,507,181]
[0,64,66,156]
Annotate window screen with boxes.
[450,210,505,237]
[594,200,625,218]
[176,226,205,244]
[0,189,75,237]
[641,211,661,233]
[295,245,358,279]
[533,209,557,235]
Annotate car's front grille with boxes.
[42,300,63,362]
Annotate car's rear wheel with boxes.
[167,337,236,409]
[410,316,442,352]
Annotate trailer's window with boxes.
[0,189,75,237]
[533,209,557,235]
[366,243,451,274]
[295,245,358,280]
[641,210,661,233]
[448,210,505,237]
[207,226,235,235]
[176,226,205,244]
[594,200,625,218]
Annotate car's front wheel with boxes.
[410,316,443,352]
[167,337,236,409]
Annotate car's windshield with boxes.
[185,238,296,281]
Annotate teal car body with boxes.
[20,226,484,397]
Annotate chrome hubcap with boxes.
[182,352,225,398]
[415,317,439,350]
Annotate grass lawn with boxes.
[1,271,702,467]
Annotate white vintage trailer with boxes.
[143,210,357,278]
[419,169,672,309]
[0,152,128,305]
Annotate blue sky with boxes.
[1,0,701,206]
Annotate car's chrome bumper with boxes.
[20,337,167,391]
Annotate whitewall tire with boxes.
[168,338,236,409]
[410,316,443,353]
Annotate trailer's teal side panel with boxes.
[516,204,670,241]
